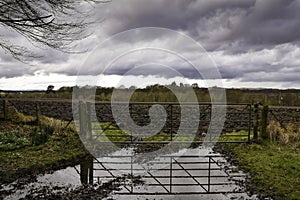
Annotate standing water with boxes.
[1,147,258,200]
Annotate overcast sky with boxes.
[1,0,300,90]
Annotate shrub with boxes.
[31,125,54,146]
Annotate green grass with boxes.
[0,131,31,151]
[0,129,87,183]
[0,113,88,184]
[218,130,252,142]
[219,141,300,199]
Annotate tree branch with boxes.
[0,0,108,62]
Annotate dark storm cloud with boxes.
[98,0,300,51]
[82,0,299,84]
[223,0,300,52]
[1,0,300,87]
[99,0,254,33]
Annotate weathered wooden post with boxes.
[80,161,88,185]
[253,103,259,140]
[36,102,41,127]
[79,101,87,137]
[170,104,173,141]
[260,105,269,140]
[79,101,92,139]
[248,104,252,143]
[2,100,8,120]
[88,156,94,184]
[86,102,92,138]
[80,155,94,185]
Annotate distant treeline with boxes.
[1,84,300,106]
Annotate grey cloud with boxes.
[37,49,70,64]
[1,0,300,88]
[222,0,300,51]
[241,70,300,82]
[0,62,37,78]
[97,0,300,52]
[219,63,283,80]
[213,43,300,83]
[0,29,70,65]
[98,0,255,35]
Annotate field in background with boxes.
[2,84,300,106]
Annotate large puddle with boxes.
[1,147,258,200]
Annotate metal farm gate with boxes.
[0,100,256,196]
[74,102,253,196]
[2,99,300,196]
[77,102,253,144]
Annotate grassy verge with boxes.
[216,122,300,200]
[0,113,88,184]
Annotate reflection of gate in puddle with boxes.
[78,156,94,185]
[77,153,246,196]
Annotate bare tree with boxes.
[0,0,107,61]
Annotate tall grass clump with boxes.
[267,120,300,145]
[4,103,35,123]
[41,116,76,134]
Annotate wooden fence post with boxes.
[253,103,259,140]
[36,102,41,127]
[86,102,92,138]
[2,100,8,120]
[80,156,94,185]
[79,101,86,137]
[248,105,252,143]
[88,156,93,184]
[79,101,91,139]
[260,105,269,140]
[80,158,88,185]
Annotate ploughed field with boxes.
[3,99,300,134]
